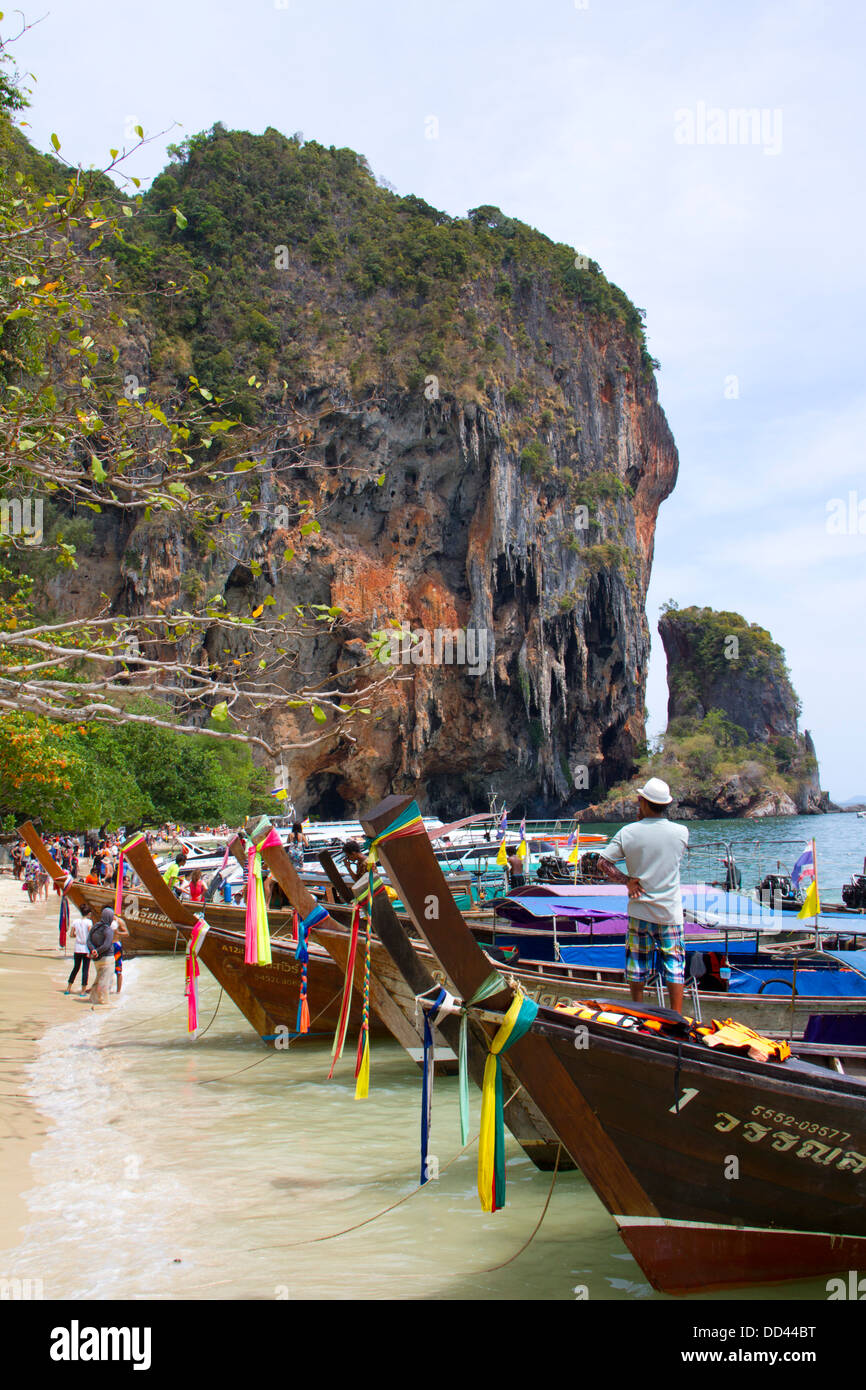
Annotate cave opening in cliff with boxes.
[493,553,539,608]
[305,771,352,820]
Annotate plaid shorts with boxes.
[626,917,685,985]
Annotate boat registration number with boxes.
[751,1105,850,1143]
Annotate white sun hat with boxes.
[636,777,673,806]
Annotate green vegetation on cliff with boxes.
[660,602,800,724]
[113,124,655,417]
[604,709,816,811]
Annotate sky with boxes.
[9,0,866,799]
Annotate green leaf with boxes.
[211,702,229,723]
[173,206,188,230]
[282,549,294,563]
[311,704,327,723]
[50,132,60,152]
[90,456,107,482]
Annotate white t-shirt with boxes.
[598,818,689,925]
[72,915,93,953]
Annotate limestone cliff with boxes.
[44,127,680,819]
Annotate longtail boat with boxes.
[247,816,571,1169]
[361,794,866,1295]
[318,854,866,1055]
[116,833,376,1038]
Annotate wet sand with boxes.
[0,877,73,1263]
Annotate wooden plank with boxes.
[318,850,354,904]
[361,795,659,1217]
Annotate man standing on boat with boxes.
[597,778,689,1013]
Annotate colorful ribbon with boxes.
[296,903,327,1034]
[328,903,361,1078]
[58,892,69,949]
[458,970,506,1146]
[114,850,125,917]
[244,841,273,966]
[184,918,211,1034]
[418,986,459,1183]
[365,802,425,865]
[478,992,539,1213]
[354,918,372,1099]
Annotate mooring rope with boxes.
[480,1142,563,1271]
[245,1085,529,1250]
[198,986,344,1084]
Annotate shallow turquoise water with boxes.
[9,941,843,1304]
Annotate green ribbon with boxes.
[458,970,506,1145]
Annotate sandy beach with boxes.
[0,877,76,1266]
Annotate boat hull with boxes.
[616,1216,866,1295]
[533,1010,866,1291]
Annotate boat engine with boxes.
[842,873,866,910]
[756,873,801,909]
[536,854,574,883]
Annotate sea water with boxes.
[12,920,838,1303]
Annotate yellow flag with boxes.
[567,843,580,864]
[517,839,528,860]
[797,879,820,920]
[496,840,508,866]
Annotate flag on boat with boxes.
[517,818,528,859]
[495,839,508,866]
[794,840,820,919]
[496,808,507,841]
[791,844,815,890]
[269,787,289,801]
[566,826,580,865]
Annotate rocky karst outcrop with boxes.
[577,607,828,820]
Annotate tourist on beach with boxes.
[11,842,23,879]
[163,851,188,892]
[187,867,206,906]
[37,863,51,901]
[288,822,308,870]
[23,859,39,903]
[341,840,367,881]
[113,937,124,994]
[65,911,94,994]
[597,777,689,1013]
[506,845,526,889]
[86,907,127,1006]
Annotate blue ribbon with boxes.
[420,986,451,1185]
[296,903,328,963]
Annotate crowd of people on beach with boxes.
[7,823,213,1010]
[6,818,312,1009]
